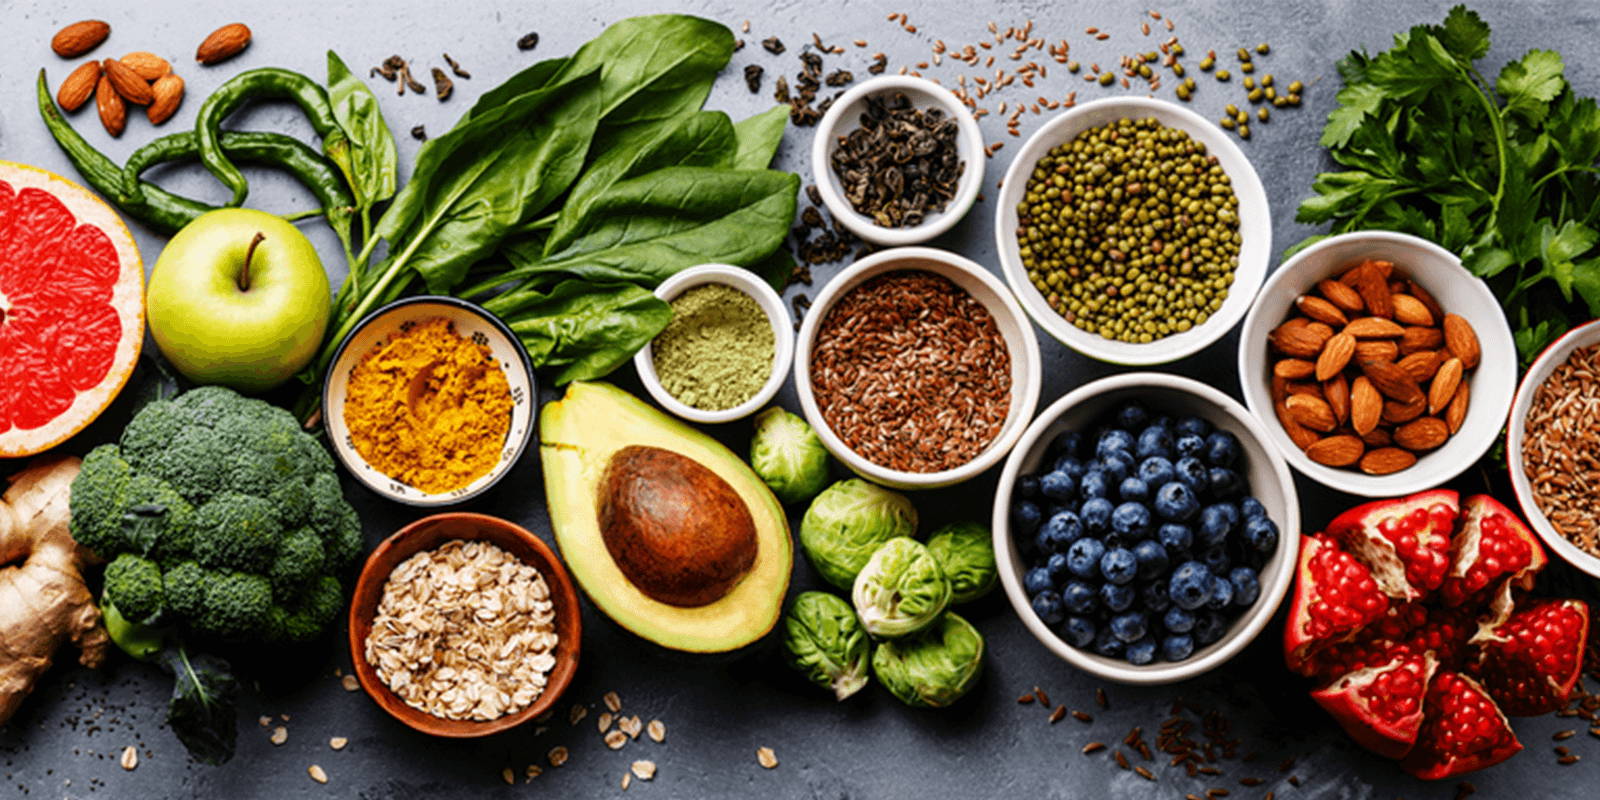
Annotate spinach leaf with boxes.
[500,279,673,384]
[731,105,790,169]
[466,56,574,121]
[161,644,239,766]
[561,14,734,129]
[326,50,397,210]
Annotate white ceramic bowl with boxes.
[993,373,1301,685]
[633,264,793,425]
[323,297,536,507]
[1237,231,1517,497]
[1506,318,1600,579]
[794,246,1041,489]
[994,96,1271,365]
[811,75,985,246]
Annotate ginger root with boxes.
[0,455,107,724]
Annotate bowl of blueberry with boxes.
[993,372,1301,684]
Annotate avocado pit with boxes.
[598,445,758,607]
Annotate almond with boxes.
[1306,435,1365,467]
[1271,374,1289,404]
[1340,258,1394,285]
[1345,317,1405,338]
[1274,359,1315,380]
[1391,294,1435,327]
[1275,401,1321,450]
[1446,380,1470,434]
[1316,332,1355,381]
[1425,357,1462,416]
[1360,447,1417,475]
[1286,393,1337,433]
[1394,417,1449,451]
[56,61,101,112]
[1399,326,1444,355]
[1382,395,1427,425]
[52,20,110,58]
[1270,318,1329,358]
[147,73,184,125]
[95,74,125,137]
[1353,264,1395,319]
[197,23,252,65]
[1324,373,1351,425]
[1398,350,1445,383]
[1360,427,1393,448]
[1355,340,1399,363]
[1296,295,1349,327]
[102,58,152,104]
[1442,314,1481,369]
[1361,360,1424,404]
[120,51,171,81]
[1406,279,1445,322]
[1317,279,1365,313]
[1286,381,1322,398]
[1351,376,1382,435]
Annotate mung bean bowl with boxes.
[995,97,1271,366]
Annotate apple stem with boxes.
[238,232,265,292]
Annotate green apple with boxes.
[147,209,330,393]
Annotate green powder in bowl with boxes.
[651,284,776,411]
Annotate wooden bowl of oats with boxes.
[348,512,582,737]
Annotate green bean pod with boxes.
[182,67,345,207]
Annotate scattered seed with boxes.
[501,767,515,785]
[1287,776,1301,787]
[1555,729,1577,740]
[648,719,666,743]
[526,765,543,780]
[1073,710,1094,723]
[549,746,570,766]
[517,32,539,51]
[410,124,426,141]
[1240,777,1263,786]
[1082,742,1106,755]
[307,765,328,784]
[1114,750,1131,770]
[631,760,657,780]
[329,737,348,751]
[270,726,288,746]
[119,746,137,771]
[1208,790,1230,798]
[621,773,632,790]
[604,691,622,713]
[1559,754,1582,765]
[258,715,272,727]
[341,675,359,692]
[1034,687,1049,706]
[1134,766,1156,781]
[757,746,779,769]
[1049,705,1067,724]
[1017,693,1036,705]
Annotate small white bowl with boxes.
[811,75,985,246]
[994,96,1271,365]
[633,264,793,424]
[1237,231,1517,497]
[1507,318,1600,579]
[323,297,536,507]
[992,373,1301,685]
[794,246,1041,490]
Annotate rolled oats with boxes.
[605,730,629,750]
[647,719,666,743]
[631,760,657,780]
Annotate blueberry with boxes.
[1079,470,1111,500]
[1024,567,1054,595]
[1240,496,1267,520]
[1100,547,1138,585]
[1175,433,1205,458]
[1100,582,1135,612]
[1062,615,1096,648]
[1174,456,1208,495]
[1243,516,1279,554]
[1012,500,1043,534]
[1066,538,1106,579]
[1118,477,1150,503]
[1046,552,1073,584]
[1115,402,1150,430]
[1229,567,1261,607]
[1169,562,1213,610]
[1207,467,1243,499]
[1062,581,1098,614]
[1053,456,1089,480]
[1016,474,1041,500]
[1157,522,1194,553]
[1175,415,1212,438]
[1080,497,1114,532]
[1040,510,1084,552]
[1040,470,1077,502]
[1194,611,1227,645]
[1111,502,1153,539]
[1096,428,1135,457]
[1197,503,1240,547]
[1136,425,1174,460]
[1163,606,1196,633]
[1049,430,1084,460]
[1153,481,1200,522]
[1099,451,1135,483]
[1137,456,1175,487]
[1144,580,1174,614]
[1204,431,1241,467]
[1031,590,1065,625]
[1205,574,1234,610]
[1161,633,1196,661]
[1093,626,1126,657]
[1200,545,1231,575]
[1132,539,1170,579]
[1125,635,1159,665]
[1110,611,1148,642]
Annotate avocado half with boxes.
[540,382,792,653]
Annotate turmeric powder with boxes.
[343,317,513,494]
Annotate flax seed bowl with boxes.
[793,246,1041,490]
[995,97,1271,366]
[1507,318,1600,578]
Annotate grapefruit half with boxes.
[0,160,144,457]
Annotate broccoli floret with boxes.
[103,553,164,624]
[68,444,133,557]
[267,576,344,643]
[269,528,325,601]
[268,478,315,529]
[322,504,365,572]
[163,561,208,620]
[192,571,273,641]
[192,493,283,573]
[118,400,190,472]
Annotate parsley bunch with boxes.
[1294,5,1600,362]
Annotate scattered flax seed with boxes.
[1287,776,1302,787]
[341,675,359,692]
[119,746,137,771]
[1277,756,1295,773]
[1048,705,1067,724]
[1017,693,1036,705]
[1072,710,1094,723]
[570,704,588,725]
[329,737,348,751]
[1134,766,1156,781]
[1095,688,1109,709]
[1082,742,1106,755]
[549,746,570,767]
[501,767,514,785]
[1034,687,1050,706]
[1559,754,1582,765]
[604,691,623,713]
[854,39,868,47]
[1555,729,1576,740]
[307,765,328,784]
[605,730,628,750]
[1198,766,1221,776]
[1114,750,1131,770]
[1556,745,1571,756]
[648,719,666,743]
[757,747,779,769]
[1240,777,1264,787]
[598,712,614,733]
[1207,789,1230,798]
[270,726,288,746]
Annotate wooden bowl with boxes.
[347,512,582,737]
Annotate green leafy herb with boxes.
[161,643,239,766]
[731,105,791,169]
[496,279,673,385]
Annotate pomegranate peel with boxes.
[1311,651,1437,759]
[1283,534,1390,675]
[1439,495,1545,608]
[1325,488,1458,600]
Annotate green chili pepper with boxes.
[182,67,346,207]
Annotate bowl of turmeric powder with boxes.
[322,296,537,506]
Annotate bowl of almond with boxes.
[1237,231,1516,496]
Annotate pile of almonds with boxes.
[1267,259,1481,475]
[49,20,252,136]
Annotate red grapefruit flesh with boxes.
[0,161,143,456]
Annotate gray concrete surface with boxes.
[2,0,1598,797]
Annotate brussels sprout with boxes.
[750,407,830,505]
[782,591,870,701]
[925,522,998,604]
[852,537,951,638]
[872,611,985,708]
[800,479,918,590]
